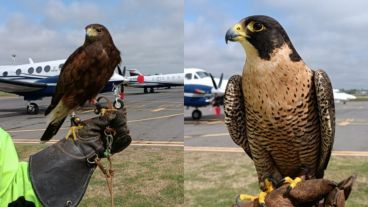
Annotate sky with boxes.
[0,0,183,74]
[184,0,368,89]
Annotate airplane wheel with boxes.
[150,88,154,93]
[192,109,202,120]
[27,103,39,114]
[144,87,148,93]
[113,99,124,109]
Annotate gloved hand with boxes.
[29,106,131,207]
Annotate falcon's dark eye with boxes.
[253,23,263,31]
[247,21,266,32]
[96,28,102,32]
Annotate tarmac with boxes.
[0,87,184,143]
[185,101,368,152]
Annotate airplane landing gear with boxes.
[192,109,202,120]
[144,87,148,93]
[150,87,154,93]
[26,102,39,114]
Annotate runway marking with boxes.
[151,107,166,112]
[5,113,184,133]
[0,96,18,100]
[338,119,354,126]
[184,133,230,140]
[201,133,229,137]
[13,139,183,147]
[128,113,183,123]
[184,146,368,157]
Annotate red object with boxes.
[137,75,144,83]
[214,106,221,116]
[119,92,125,100]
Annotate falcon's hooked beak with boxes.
[225,23,247,44]
[86,27,98,37]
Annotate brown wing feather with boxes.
[313,69,335,178]
[224,75,252,159]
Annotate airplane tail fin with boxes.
[128,69,143,76]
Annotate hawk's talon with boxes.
[100,108,117,116]
[65,125,83,140]
[280,176,302,196]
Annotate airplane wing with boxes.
[0,78,47,93]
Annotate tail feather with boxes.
[41,117,66,141]
[42,100,70,141]
[45,104,55,116]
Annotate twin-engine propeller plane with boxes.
[0,58,126,114]
[184,68,228,120]
[121,68,184,93]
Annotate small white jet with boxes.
[123,69,184,93]
[0,58,126,114]
[333,89,357,104]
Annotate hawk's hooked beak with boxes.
[225,23,246,44]
[86,27,98,37]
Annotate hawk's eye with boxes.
[96,28,102,32]
[247,21,266,32]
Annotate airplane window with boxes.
[16,69,21,75]
[185,73,192,80]
[36,66,42,73]
[196,71,209,78]
[194,75,198,79]
[59,64,64,70]
[28,67,34,74]
[44,65,50,72]
[2,71,8,77]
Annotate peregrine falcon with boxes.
[224,15,335,205]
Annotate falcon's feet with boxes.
[236,178,275,207]
[280,176,303,196]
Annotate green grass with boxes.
[0,91,14,96]
[15,144,184,207]
[184,151,368,207]
[352,96,368,101]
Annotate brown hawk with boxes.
[41,24,121,141]
[224,15,335,205]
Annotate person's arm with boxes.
[0,128,42,207]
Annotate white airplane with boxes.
[123,69,184,93]
[184,68,228,119]
[333,89,356,103]
[0,58,126,114]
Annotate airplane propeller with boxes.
[117,65,126,77]
[209,73,224,116]
[209,73,224,93]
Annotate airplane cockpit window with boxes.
[16,69,21,75]
[28,67,34,74]
[44,65,50,72]
[194,75,198,79]
[2,71,8,77]
[59,64,64,70]
[185,73,192,80]
[36,66,42,73]
[196,71,209,78]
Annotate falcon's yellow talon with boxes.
[239,194,258,201]
[283,176,302,188]
[258,191,267,204]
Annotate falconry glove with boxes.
[29,107,131,207]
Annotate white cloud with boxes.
[0,0,183,74]
[184,0,368,89]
